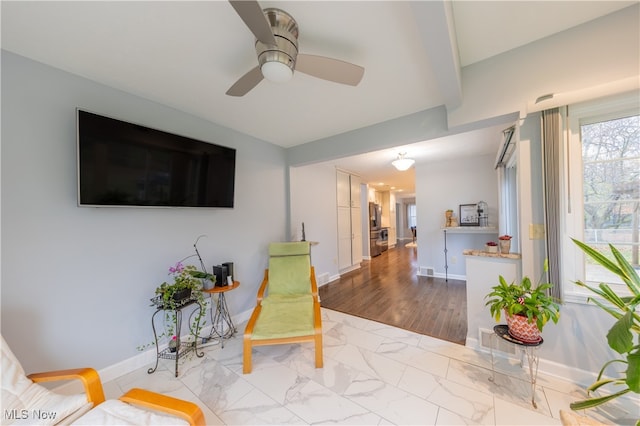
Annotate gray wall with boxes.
[289,163,340,282]
[1,51,288,373]
[416,153,500,279]
[514,111,620,381]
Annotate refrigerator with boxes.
[369,202,382,257]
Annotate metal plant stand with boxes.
[147,296,204,377]
[489,324,543,408]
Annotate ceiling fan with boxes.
[226,0,365,97]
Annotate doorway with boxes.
[319,246,467,345]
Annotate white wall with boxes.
[287,4,639,169]
[448,4,639,130]
[1,51,288,373]
[465,255,521,342]
[289,163,340,282]
[517,112,547,280]
[416,154,499,279]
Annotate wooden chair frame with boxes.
[27,368,205,426]
[243,266,323,374]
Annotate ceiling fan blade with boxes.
[229,0,276,46]
[296,54,364,86]
[226,66,264,97]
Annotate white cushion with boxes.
[1,336,90,425]
[72,399,189,425]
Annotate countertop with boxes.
[463,249,521,259]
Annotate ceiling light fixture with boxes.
[261,61,294,83]
[392,153,415,171]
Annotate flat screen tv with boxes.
[77,109,236,208]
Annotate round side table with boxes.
[202,281,239,348]
[489,324,543,408]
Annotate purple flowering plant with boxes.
[155,261,214,309]
[139,238,216,352]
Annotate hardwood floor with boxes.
[319,243,468,345]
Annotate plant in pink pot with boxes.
[485,260,560,342]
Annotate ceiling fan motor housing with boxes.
[255,8,299,75]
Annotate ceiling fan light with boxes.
[392,153,415,171]
[261,61,293,83]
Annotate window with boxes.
[581,115,639,284]
[407,204,417,228]
[563,92,639,300]
[497,126,518,249]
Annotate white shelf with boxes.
[442,227,497,234]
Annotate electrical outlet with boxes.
[451,256,457,264]
[529,223,545,239]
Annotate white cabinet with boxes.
[351,204,362,262]
[337,171,351,208]
[337,170,362,272]
[337,206,353,270]
[350,175,361,207]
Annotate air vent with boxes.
[418,267,434,276]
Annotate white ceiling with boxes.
[2,1,633,194]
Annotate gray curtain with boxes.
[541,108,562,301]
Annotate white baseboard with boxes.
[339,264,361,275]
[317,273,341,288]
[466,337,619,393]
[433,272,466,280]
[417,268,466,281]
[54,308,254,394]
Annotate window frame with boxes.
[561,91,639,303]
[497,126,519,252]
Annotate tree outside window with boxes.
[581,114,639,284]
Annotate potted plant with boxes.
[486,241,498,253]
[569,239,639,415]
[139,262,215,352]
[485,260,560,342]
[154,262,214,309]
[498,235,512,254]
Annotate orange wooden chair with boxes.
[2,335,205,425]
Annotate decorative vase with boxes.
[499,240,511,254]
[506,312,541,343]
[486,244,498,253]
[445,210,453,227]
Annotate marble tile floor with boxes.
[103,308,637,425]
